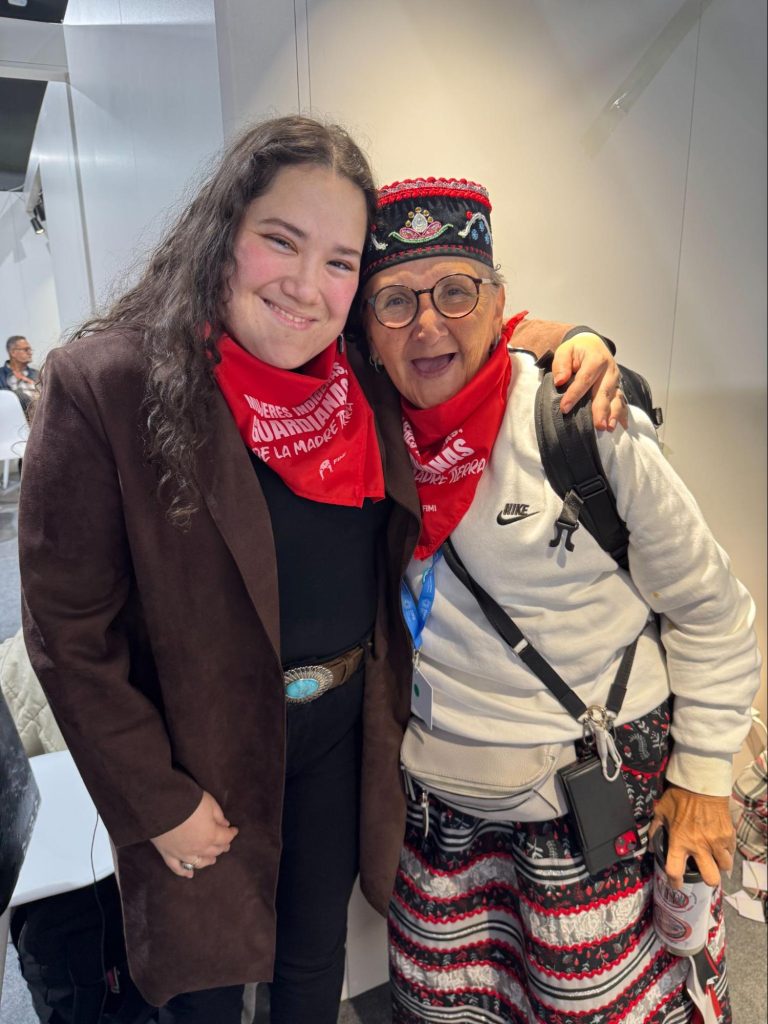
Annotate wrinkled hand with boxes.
[150,790,239,878]
[650,785,735,889]
[551,332,626,431]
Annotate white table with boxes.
[0,751,113,1002]
[11,750,113,906]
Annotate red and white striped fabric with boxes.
[389,702,731,1023]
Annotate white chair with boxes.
[0,389,30,488]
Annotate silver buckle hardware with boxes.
[284,665,334,704]
[581,704,611,736]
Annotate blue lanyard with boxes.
[400,550,442,651]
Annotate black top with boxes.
[250,452,391,667]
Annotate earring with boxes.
[369,353,383,374]
[336,333,346,354]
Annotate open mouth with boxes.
[263,298,315,328]
[411,353,456,376]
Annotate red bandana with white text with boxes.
[403,314,525,559]
[214,334,385,506]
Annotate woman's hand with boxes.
[551,332,626,430]
[649,784,735,889]
[150,790,239,878]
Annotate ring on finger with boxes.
[180,860,195,872]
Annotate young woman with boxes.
[19,118,620,1023]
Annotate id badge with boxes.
[411,662,433,729]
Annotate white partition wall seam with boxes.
[293,0,312,114]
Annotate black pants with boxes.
[159,671,364,1024]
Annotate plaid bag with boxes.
[732,745,767,901]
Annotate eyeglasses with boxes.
[366,274,496,329]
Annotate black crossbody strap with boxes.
[443,537,638,723]
[605,638,638,715]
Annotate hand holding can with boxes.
[652,826,715,956]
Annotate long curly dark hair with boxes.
[69,116,377,524]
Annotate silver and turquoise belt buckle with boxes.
[284,665,335,704]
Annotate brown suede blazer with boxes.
[18,330,420,1005]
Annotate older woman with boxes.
[18,120,620,1024]
[359,178,761,1024]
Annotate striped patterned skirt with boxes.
[389,702,730,1023]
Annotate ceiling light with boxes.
[8,1,30,8]
[30,217,44,235]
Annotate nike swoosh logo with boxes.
[496,510,541,526]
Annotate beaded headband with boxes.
[360,177,494,283]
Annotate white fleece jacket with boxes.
[406,351,761,796]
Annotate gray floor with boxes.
[1,472,765,1023]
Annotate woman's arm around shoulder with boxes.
[512,318,625,429]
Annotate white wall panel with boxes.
[308,0,705,401]
[62,0,224,308]
[663,0,767,743]
[28,82,94,341]
[0,194,61,362]
[0,16,67,81]
[213,0,303,139]
[343,881,389,999]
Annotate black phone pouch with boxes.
[557,753,640,875]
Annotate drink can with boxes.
[652,827,714,956]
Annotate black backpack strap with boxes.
[618,364,664,429]
[535,371,630,570]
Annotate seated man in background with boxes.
[1,336,39,416]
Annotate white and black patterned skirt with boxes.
[389,701,730,1024]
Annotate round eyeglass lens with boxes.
[433,275,480,318]
[374,286,418,327]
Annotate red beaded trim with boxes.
[377,177,491,210]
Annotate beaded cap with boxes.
[360,177,494,283]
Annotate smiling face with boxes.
[221,164,368,369]
[364,256,505,408]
